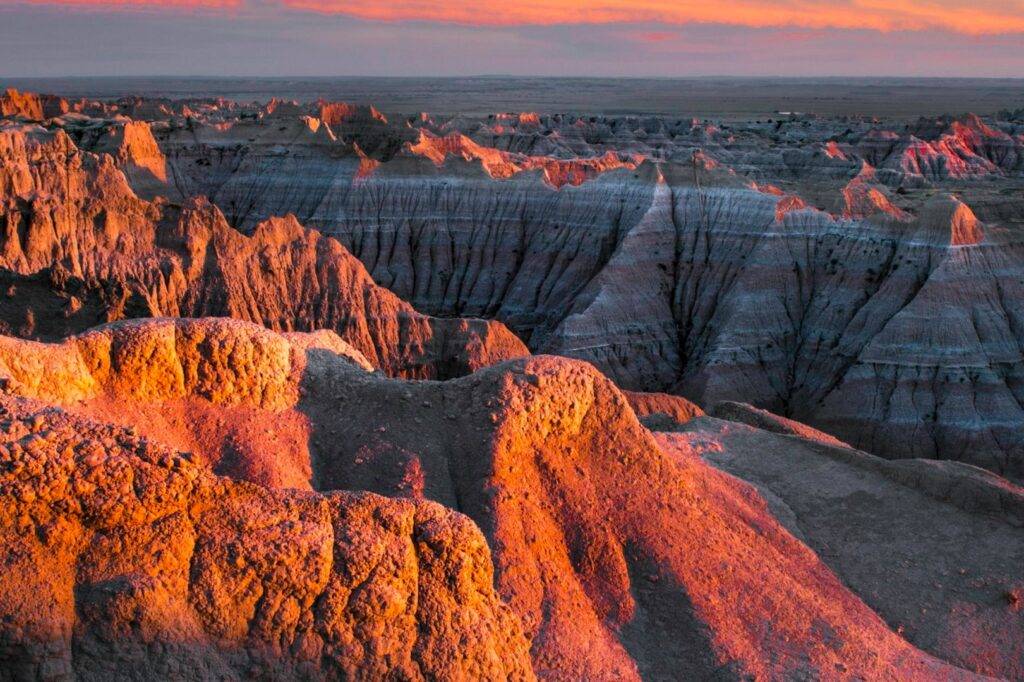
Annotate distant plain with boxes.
[6,76,1024,119]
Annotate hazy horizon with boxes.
[8,75,1024,82]
[5,75,1023,120]
[3,1,1024,79]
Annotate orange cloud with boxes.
[7,0,1024,35]
[282,0,1024,34]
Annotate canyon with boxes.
[0,86,1023,679]
[6,87,1024,478]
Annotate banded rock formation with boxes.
[62,96,1021,479]
[6,92,1024,475]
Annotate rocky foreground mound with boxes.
[0,393,533,680]
[671,413,1024,680]
[0,317,1017,679]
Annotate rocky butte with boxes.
[0,88,1022,679]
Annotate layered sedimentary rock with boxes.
[0,123,525,378]
[863,113,1024,184]
[6,92,1024,476]
[77,97,1020,478]
[0,317,1002,679]
[3,88,1023,679]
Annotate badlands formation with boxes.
[0,87,1023,679]
[3,88,1018,478]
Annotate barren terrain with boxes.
[0,82,1022,679]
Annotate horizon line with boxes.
[7,74,1024,82]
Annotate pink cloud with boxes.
[634,31,676,43]
[277,0,1024,35]
[6,0,1024,35]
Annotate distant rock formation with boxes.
[0,123,526,379]
[841,161,911,220]
[0,88,69,121]
[6,92,1024,477]
[407,129,640,187]
[0,88,44,120]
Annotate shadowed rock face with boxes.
[0,316,1007,680]
[675,416,1024,680]
[0,124,526,379]
[70,97,1022,480]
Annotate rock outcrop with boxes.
[0,88,68,121]
[71,97,1024,478]
[9,95,1024,478]
[0,389,533,680]
[3,87,1023,679]
[676,410,1024,679]
[0,88,44,120]
[8,93,1024,477]
[709,400,850,447]
[0,316,1002,679]
[0,123,526,379]
[624,389,704,430]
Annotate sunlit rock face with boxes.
[0,123,526,379]
[0,316,1008,680]
[0,338,535,679]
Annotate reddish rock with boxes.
[0,390,533,680]
[0,317,987,679]
[0,125,526,379]
[0,88,44,120]
[624,389,704,430]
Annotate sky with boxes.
[2,0,1024,77]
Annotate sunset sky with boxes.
[2,0,1024,77]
